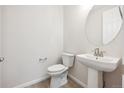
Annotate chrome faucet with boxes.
[93,48,105,58]
[94,48,100,56]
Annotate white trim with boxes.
[122,75,124,88]
[68,74,87,88]
[14,75,50,88]
[122,57,124,65]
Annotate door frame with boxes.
[0,6,3,88]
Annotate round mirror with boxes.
[85,5,124,46]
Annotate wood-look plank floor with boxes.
[26,78,82,88]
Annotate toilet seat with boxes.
[48,52,74,88]
[48,64,66,73]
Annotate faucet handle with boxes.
[99,51,106,57]
[91,48,98,56]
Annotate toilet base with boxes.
[50,71,68,88]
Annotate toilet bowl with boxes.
[48,52,74,88]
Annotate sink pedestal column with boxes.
[87,68,103,88]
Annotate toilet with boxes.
[47,52,74,88]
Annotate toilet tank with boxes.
[62,52,74,67]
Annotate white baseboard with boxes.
[68,74,87,88]
[14,75,50,88]
[14,74,86,88]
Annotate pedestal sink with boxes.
[76,54,121,88]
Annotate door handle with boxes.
[0,57,4,62]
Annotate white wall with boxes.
[63,6,91,85]
[1,5,123,88]
[63,5,123,87]
[2,6,63,87]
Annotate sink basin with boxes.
[76,54,121,72]
[76,53,121,88]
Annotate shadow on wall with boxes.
[104,59,122,88]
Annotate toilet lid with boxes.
[48,64,66,72]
